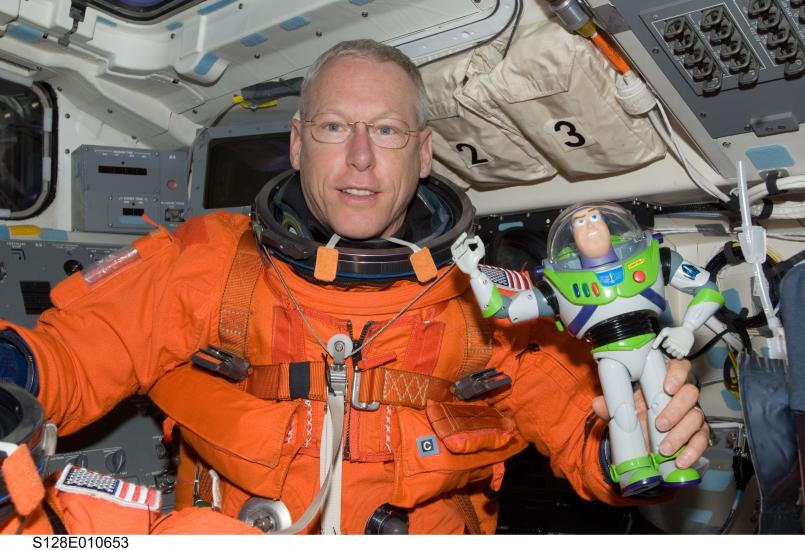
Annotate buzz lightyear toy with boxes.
[451,201,724,496]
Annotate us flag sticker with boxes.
[56,465,161,511]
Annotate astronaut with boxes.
[452,202,724,496]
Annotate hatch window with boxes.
[0,80,56,220]
[85,0,202,22]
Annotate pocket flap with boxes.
[426,400,517,454]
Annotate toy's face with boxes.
[545,201,646,272]
[571,208,612,259]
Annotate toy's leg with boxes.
[642,347,701,488]
[598,357,661,496]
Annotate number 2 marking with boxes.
[553,120,587,147]
[456,142,489,166]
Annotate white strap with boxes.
[386,236,421,252]
[320,393,345,534]
[270,391,344,535]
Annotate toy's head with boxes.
[570,207,612,260]
[546,202,646,271]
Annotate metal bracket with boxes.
[326,334,351,397]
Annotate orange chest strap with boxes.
[218,229,263,358]
[244,361,455,410]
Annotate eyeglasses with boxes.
[303,113,417,149]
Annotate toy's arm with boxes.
[654,249,725,358]
[451,232,503,317]
[451,233,555,321]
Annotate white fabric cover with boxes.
[422,19,666,189]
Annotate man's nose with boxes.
[346,122,375,171]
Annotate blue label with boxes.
[596,267,624,286]
[681,264,700,280]
[416,435,440,457]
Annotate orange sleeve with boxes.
[491,320,636,506]
[0,213,250,435]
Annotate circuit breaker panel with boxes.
[603,0,805,178]
[72,146,188,234]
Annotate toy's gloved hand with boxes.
[593,359,709,471]
[450,232,485,275]
[652,326,695,358]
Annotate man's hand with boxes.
[652,326,695,359]
[591,358,708,470]
[450,232,485,275]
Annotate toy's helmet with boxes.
[545,201,648,272]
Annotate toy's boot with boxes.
[654,447,701,488]
[609,456,662,497]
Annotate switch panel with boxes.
[608,0,805,151]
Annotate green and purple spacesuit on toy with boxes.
[451,201,724,496]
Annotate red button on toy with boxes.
[633,271,645,283]
[592,282,600,296]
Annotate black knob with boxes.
[105,449,127,473]
[365,504,409,535]
[72,454,89,468]
[63,259,83,275]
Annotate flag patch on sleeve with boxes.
[55,465,161,511]
[479,264,532,291]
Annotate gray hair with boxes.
[299,39,428,129]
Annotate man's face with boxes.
[289,56,433,240]
[571,208,612,259]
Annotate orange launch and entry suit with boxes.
[1,212,635,534]
[0,448,259,534]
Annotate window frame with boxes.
[84,0,206,23]
[0,81,57,221]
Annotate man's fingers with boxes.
[656,382,699,432]
[592,395,610,421]
[664,358,691,394]
[675,420,709,469]
[658,403,707,458]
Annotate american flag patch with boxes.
[479,264,532,291]
[55,465,161,511]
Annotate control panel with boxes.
[602,0,805,178]
[72,146,188,234]
[656,1,805,99]
[0,235,129,327]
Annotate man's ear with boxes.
[290,118,302,171]
[418,127,432,179]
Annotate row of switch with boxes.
[748,0,805,78]
[701,7,761,90]
[663,15,731,94]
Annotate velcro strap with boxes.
[246,361,328,401]
[289,361,311,400]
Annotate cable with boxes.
[686,328,730,360]
[704,241,784,339]
[649,104,731,203]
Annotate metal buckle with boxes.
[326,334,352,397]
[350,368,380,411]
[451,368,512,401]
[191,345,250,381]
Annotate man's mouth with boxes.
[341,188,376,196]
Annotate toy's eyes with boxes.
[575,218,586,226]
[590,213,599,222]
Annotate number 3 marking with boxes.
[553,120,586,147]
[456,142,489,166]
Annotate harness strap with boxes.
[245,361,455,410]
[451,492,481,534]
[246,361,329,402]
[359,367,454,409]
[219,230,263,357]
